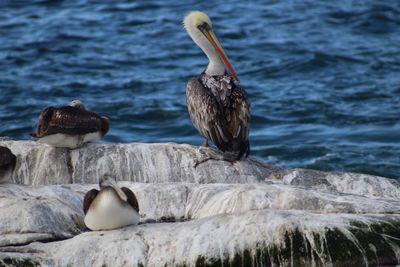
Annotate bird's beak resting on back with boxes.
[100,175,128,202]
[198,26,240,82]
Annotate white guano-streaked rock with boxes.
[0,140,400,266]
[0,184,85,247]
[1,180,400,266]
[0,140,281,185]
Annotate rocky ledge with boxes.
[0,140,400,267]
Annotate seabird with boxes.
[83,175,140,231]
[183,11,250,159]
[31,100,109,149]
[0,146,16,183]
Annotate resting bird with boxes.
[83,175,140,231]
[31,100,109,149]
[0,146,16,183]
[183,11,250,160]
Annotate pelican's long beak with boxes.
[102,176,128,202]
[200,28,240,82]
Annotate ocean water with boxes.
[0,0,399,179]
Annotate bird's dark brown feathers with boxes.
[121,187,140,212]
[186,74,250,159]
[0,146,16,171]
[32,106,107,138]
[83,189,99,214]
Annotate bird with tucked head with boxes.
[0,146,16,183]
[83,175,140,231]
[31,100,109,149]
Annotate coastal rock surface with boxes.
[0,140,280,185]
[0,140,400,266]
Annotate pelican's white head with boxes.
[99,175,128,202]
[183,11,239,81]
[69,99,86,110]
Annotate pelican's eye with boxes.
[198,22,211,32]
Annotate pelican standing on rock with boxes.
[0,146,16,183]
[31,100,109,149]
[183,11,250,160]
[83,175,140,231]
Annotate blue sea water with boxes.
[0,0,399,179]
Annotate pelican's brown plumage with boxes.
[184,11,250,159]
[31,100,109,148]
[0,146,16,183]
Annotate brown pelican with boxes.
[31,100,109,149]
[183,11,250,159]
[0,146,16,183]
[83,175,140,231]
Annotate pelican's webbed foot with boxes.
[202,139,209,147]
[193,146,236,168]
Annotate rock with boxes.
[283,168,400,199]
[6,210,400,267]
[0,140,400,266]
[0,140,282,185]
[1,181,400,266]
[0,184,85,247]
